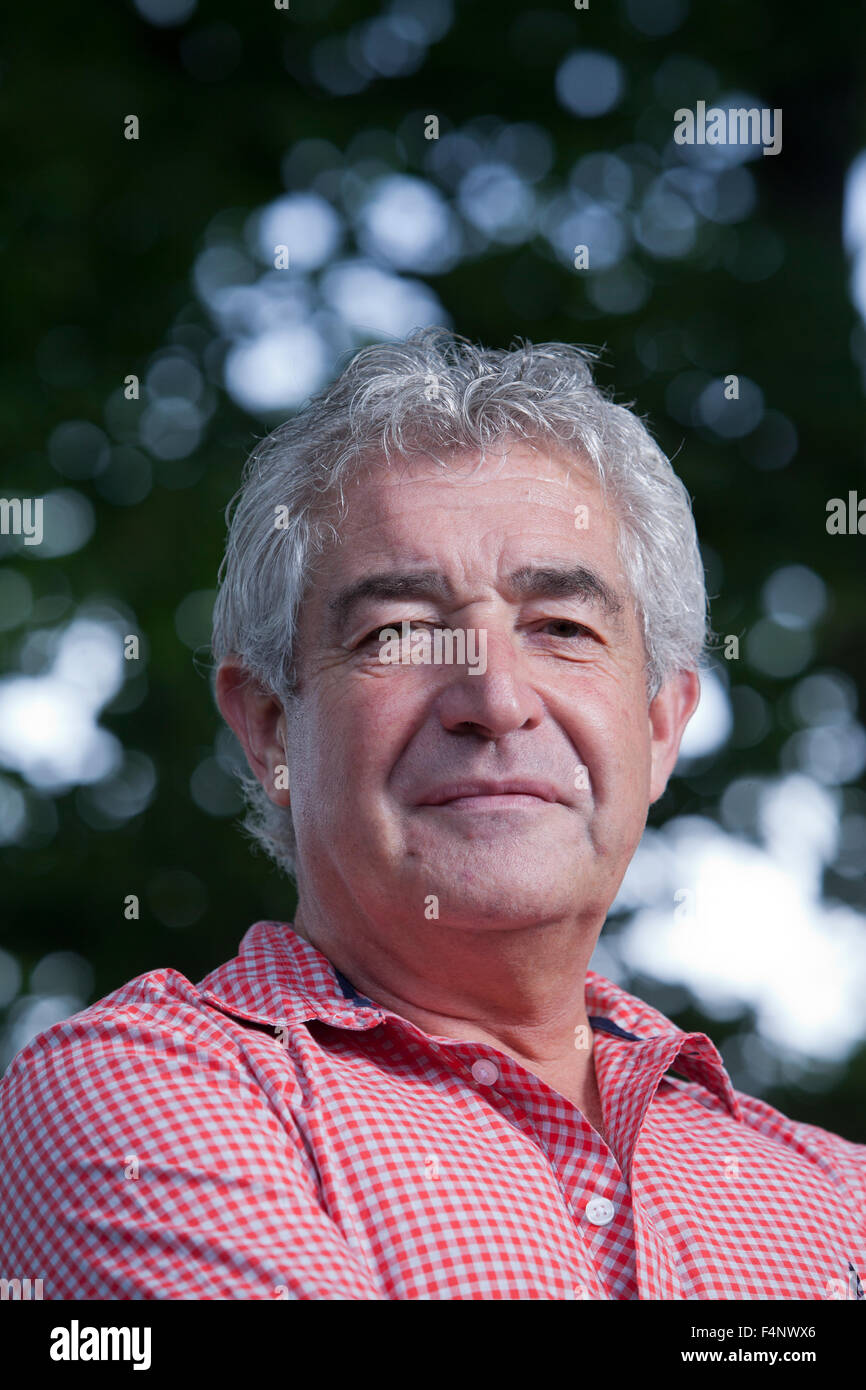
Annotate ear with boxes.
[215,658,291,806]
[648,669,702,805]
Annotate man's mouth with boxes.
[418,779,564,808]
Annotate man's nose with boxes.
[433,626,545,739]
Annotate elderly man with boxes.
[1,328,863,1301]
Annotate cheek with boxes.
[298,681,411,797]
[576,691,650,784]
[334,669,423,738]
[608,720,653,803]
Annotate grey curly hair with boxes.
[211,326,712,880]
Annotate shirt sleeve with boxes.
[0,1002,384,1300]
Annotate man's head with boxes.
[213,328,707,941]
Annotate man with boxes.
[1,328,863,1300]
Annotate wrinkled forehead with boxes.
[314,439,618,553]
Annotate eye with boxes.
[542,619,596,639]
[357,620,432,646]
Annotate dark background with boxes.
[2,0,865,1139]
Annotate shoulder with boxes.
[0,963,295,1164]
[3,965,231,1091]
[732,1085,866,1205]
[0,964,377,1298]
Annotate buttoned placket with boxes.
[331,969,640,1298]
[266,957,741,1300]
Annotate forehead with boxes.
[331,442,616,545]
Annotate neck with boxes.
[291,903,605,1125]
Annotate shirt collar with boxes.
[197,920,742,1120]
[197,919,381,1032]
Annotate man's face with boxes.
[274,441,697,935]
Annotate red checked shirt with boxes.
[1,919,864,1300]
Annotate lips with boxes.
[418,780,563,806]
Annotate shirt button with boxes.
[585,1197,615,1226]
[471,1059,499,1085]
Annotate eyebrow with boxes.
[328,564,627,637]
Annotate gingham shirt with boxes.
[1,919,864,1300]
